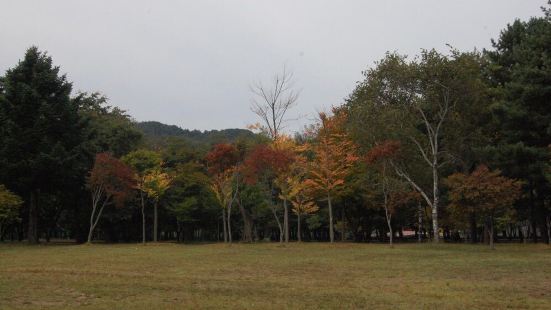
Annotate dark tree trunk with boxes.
[238,198,253,242]
[297,214,302,242]
[341,203,346,242]
[328,193,334,243]
[141,191,146,244]
[27,191,39,244]
[470,211,477,243]
[488,219,495,250]
[227,202,232,243]
[222,208,228,243]
[153,200,158,242]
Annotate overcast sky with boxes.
[0,1,545,133]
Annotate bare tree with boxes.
[250,66,299,243]
[250,66,300,141]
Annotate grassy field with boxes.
[0,243,550,309]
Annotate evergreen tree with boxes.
[0,46,84,243]
[485,8,551,242]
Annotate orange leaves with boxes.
[304,111,359,195]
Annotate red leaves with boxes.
[446,164,522,214]
[242,144,294,184]
[87,153,136,207]
[205,143,239,175]
[365,140,401,164]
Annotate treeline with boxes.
[0,6,550,246]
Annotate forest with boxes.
[1,6,550,249]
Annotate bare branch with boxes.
[250,66,300,140]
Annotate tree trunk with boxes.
[418,203,422,243]
[222,208,228,243]
[87,199,108,244]
[141,191,146,244]
[388,224,393,248]
[470,211,478,243]
[297,213,302,242]
[88,204,97,243]
[27,191,39,244]
[153,200,158,242]
[227,202,232,243]
[283,199,289,243]
[328,193,334,243]
[489,220,495,250]
[546,215,551,245]
[432,164,439,243]
[383,195,393,248]
[237,199,253,242]
[269,202,284,242]
[341,203,346,242]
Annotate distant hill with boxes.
[137,121,258,146]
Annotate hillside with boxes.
[137,121,258,146]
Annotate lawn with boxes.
[0,242,550,309]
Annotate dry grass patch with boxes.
[1,242,550,309]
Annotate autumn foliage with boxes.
[86,153,136,243]
[365,140,401,164]
[304,110,359,242]
[242,143,294,184]
[446,165,522,248]
[304,111,359,196]
[87,153,136,208]
[205,143,240,175]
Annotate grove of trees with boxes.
[0,4,550,247]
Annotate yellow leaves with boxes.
[210,169,234,209]
[277,171,319,217]
[272,134,296,152]
[142,170,172,200]
[292,200,319,216]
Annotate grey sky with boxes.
[0,1,544,133]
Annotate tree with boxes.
[163,160,217,243]
[272,136,299,243]
[205,143,240,243]
[485,7,551,243]
[75,92,142,157]
[0,185,23,240]
[122,150,162,244]
[143,169,172,242]
[346,50,491,243]
[284,172,318,242]
[250,66,299,141]
[86,153,136,243]
[446,165,522,249]
[305,110,358,243]
[243,142,294,242]
[0,46,85,243]
[366,140,414,247]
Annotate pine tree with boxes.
[0,47,85,243]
